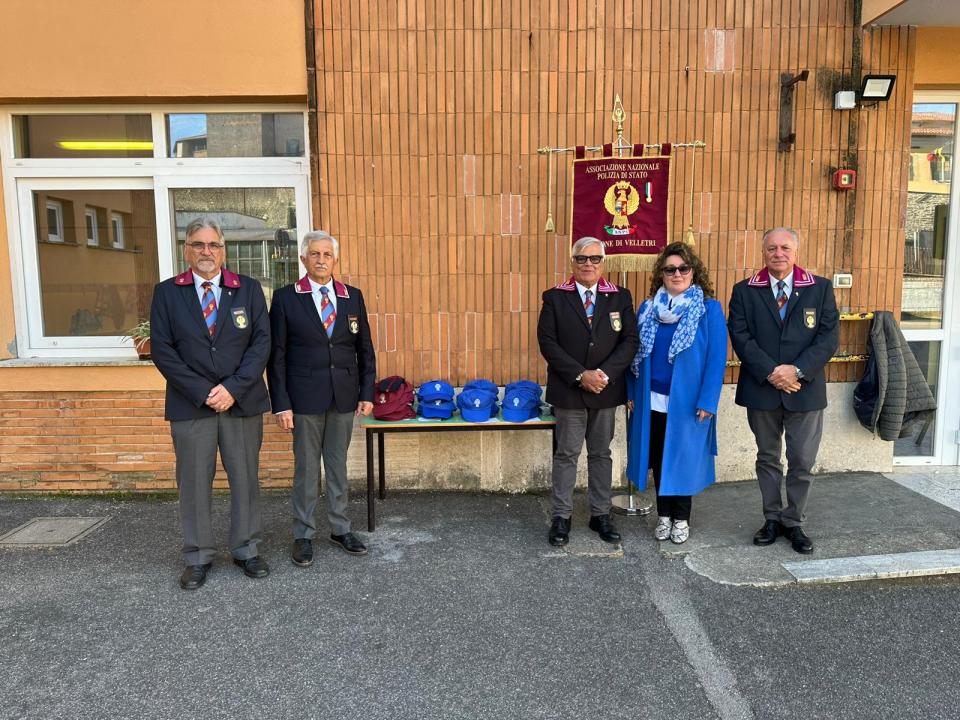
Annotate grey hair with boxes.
[184,217,224,243]
[300,230,340,259]
[762,227,800,248]
[571,236,605,257]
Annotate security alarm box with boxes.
[832,169,856,190]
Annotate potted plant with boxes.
[125,320,151,359]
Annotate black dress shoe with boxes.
[753,519,783,546]
[233,555,270,578]
[785,526,814,554]
[292,538,314,567]
[179,563,212,590]
[328,533,368,556]
[588,514,622,543]
[548,516,571,546]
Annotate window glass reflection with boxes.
[166,113,304,158]
[893,341,939,458]
[903,104,956,329]
[14,115,153,159]
[171,188,299,304]
[32,190,159,336]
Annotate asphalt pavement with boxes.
[1,469,959,720]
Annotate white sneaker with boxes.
[670,520,690,544]
[654,516,672,541]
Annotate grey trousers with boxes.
[746,407,824,528]
[170,413,264,566]
[292,409,355,538]
[551,406,616,519]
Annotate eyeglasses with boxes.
[662,264,692,276]
[573,255,604,265]
[186,242,225,252]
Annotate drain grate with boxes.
[0,517,110,547]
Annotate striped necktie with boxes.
[200,281,217,336]
[776,280,788,322]
[320,285,336,337]
[584,289,594,325]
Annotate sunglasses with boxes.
[573,255,604,265]
[662,264,692,276]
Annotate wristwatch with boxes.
[575,372,584,385]
[795,366,805,380]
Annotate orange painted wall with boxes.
[915,27,960,87]
[0,0,306,101]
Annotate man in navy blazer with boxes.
[537,237,639,547]
[728,228,839,554]
[150,217,272,590]
[268,230,376,566]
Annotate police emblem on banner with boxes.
[348,315,359,334]
[231,307,248,329]
[570,154,672,271]
[804,308,816,329]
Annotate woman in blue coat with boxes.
[626,242,727,544]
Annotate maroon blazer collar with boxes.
[746,265,815,288]
[554,275,618,293]
[174,268,241,288]
[294,274,350,298]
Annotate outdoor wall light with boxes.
[860,74,896,103]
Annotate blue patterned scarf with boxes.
[631,284,705,377]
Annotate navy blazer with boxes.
[537,275,639,410]
[150,268,271,422]
[727,266,839,412]
[267,276,376,415]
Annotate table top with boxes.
[361,411,556,429]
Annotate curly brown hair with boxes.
[648,242,716,299]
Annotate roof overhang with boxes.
[864,0,960,26]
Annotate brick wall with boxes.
[0,392,295,492]
[312,1,914,386]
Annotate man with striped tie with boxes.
[150,217,272,590]
[728,228,839,554]
[537,237,639,547]
[268,231,376,567]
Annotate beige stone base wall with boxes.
[0,383,894,494]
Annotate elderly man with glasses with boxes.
[267,231,376,567]
[537,237,640,547]
[150,217,272,590]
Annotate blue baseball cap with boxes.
[418,398,455,419]
[417,380,455,402]
[502,381,542,422]
[463,379,499,397]
[457,387,498,422]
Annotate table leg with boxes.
[366,429,375,532]
[378,432,386,500]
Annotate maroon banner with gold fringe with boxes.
[569,155,672,271]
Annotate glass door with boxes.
[897,96,960,464]
[154,175,311,305]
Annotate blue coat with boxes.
[625,298,727,496]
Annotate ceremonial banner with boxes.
[570,154,672,271]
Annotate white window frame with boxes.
[45,199,64,243]
[84,207,99,246]
[0,104,312,359]
[110,211,124,249]
[896,91,960,466]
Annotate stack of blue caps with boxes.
[502,380,543,422]
[457,379,499,422]
[417,380,455,419]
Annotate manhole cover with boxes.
[0,517,110,547]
